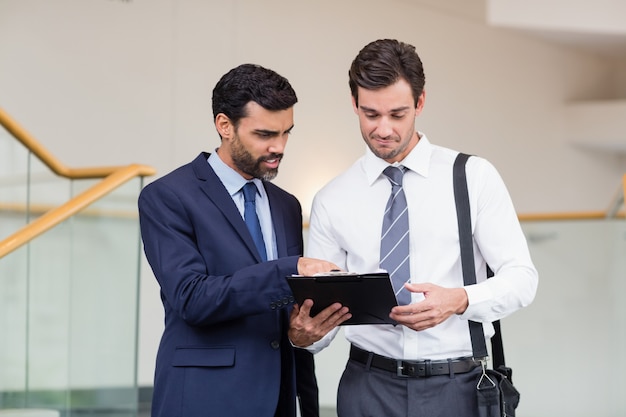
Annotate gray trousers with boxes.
[337,359,482,417]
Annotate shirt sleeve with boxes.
[460,158,538,322]
[306,193,349,269]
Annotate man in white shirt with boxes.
[288,39,538,417]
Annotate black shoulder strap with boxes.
[453,153,505,367]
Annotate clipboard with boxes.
[287,272,398,325]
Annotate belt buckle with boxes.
[396,360,410,378]
[396,359,433,378]
[396,360,428,377]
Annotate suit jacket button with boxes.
[270,302,277,310]
[270,340,280,350]
[282,297,289,305]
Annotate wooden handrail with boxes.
[518,211,622,222]
[0,106,156,258]
[0,107,147,179]
[518,174,625,222]
[0,164,154,258]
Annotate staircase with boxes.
[0,108,155,416]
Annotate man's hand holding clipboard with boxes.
[287,270,399,347]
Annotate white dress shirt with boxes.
[306,134,538,360]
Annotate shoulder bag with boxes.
[453,153,521,417]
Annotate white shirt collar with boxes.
[207,151,265,198]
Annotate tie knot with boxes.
[242,182,258,203]
[383,166,406,186]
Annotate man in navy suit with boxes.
[138,64,351,417]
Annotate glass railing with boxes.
[1,123,145,416]
[0,123,31,410]
[503,217,626,417]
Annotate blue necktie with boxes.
[242,182,267,262]
[380,166,411,305]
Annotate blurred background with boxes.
[1,0,625,416]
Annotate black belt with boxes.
[349,345,483,378]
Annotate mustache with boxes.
[259,153,283,162]
[371,134,397,141]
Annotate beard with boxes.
[363,129,414,162]
[231,133,282,181]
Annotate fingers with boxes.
[296,257,342,276]
[296,298,314,317]
[389,285,468,331]
[404,282,433,293]
[289,300,351,347]
[312,302,351,330]
[389,296,453,331]
[389,305,442,331]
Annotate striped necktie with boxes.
[380,166,411,305]
[242,182,267,262]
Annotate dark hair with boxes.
[212,63,298,127]
[349,39,425,107]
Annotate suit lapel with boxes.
[191,153,263,262]
[266,185,288,258]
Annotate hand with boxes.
[289,299,351,347]
[297,257,341,276]
[389,283,468,331]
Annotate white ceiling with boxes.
[514,28,626,59]
[402,0,626,59]
[485,0,626,59]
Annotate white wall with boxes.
[2,0,624,214]
[1,0,625,415]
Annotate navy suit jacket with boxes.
[139,153,314,417]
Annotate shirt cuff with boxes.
[459,282,493,319]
